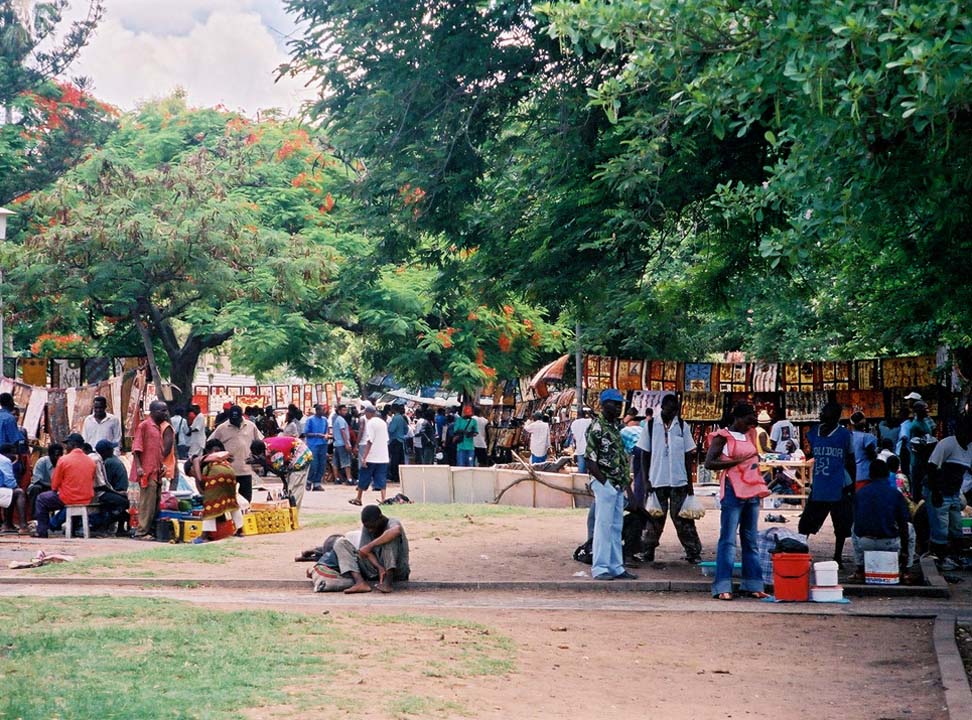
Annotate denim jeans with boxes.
[712,481,763,596]
[852,526,916,568]
[923,488,964,546]
[590,479,625,578]
[531,454,547,464]
[575,455,587,474]
[307,445,327,488]
[456,448,475,467]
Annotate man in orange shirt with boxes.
[131,401,174,540]
[33,433,95,538]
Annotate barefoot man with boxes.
[332,505,410,594]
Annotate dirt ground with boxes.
[0,475,962,719]
[0,481,897,585]
[305,610,948,720]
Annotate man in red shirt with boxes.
[33,433,95,538]
[131,401,173,540]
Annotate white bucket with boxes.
[811,585,844,602]
[864,550,900,585]
[813,560,839,587]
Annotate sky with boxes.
[61,0,317,116]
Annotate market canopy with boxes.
[385,389,460,408]
[530,354,570,389]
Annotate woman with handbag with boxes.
[704,403,771,600]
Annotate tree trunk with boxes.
[134,315,168,400]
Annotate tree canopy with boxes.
[5,96,567,397]
[0,1,112,204]
[282,0,972,362]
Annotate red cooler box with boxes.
[772,552,811,601]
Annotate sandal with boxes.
[714,592,734,601]
[348,498,362,506]
[744,591,770,599]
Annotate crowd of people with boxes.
[580,388,971,597]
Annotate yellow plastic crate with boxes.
[180,519,204,543]
[242,513,260,536]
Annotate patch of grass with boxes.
[302,503,583,531]
[28,541,249,576]
[387,694,470,718]
[0,597,348,720]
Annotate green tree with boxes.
[541,0,972,357]
[1,1,111,204]
[6,99,359,400]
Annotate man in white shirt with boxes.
[81,396,121,455]
[523,413,551,464]
[354,403,390,505]
[569,409,593,473]
[636,393,702,564]
[187,404,207,458]
[926,418,972,566]
[770,414,799,453]
[473,408,489,467]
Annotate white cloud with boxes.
[63,1,314,115]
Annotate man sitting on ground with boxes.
[0,444,29,535]
[332,505,410,594]
[851,459,915,583]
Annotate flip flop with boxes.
[714,592,734,601]
[348,499,362,506]
[743,591,770,599]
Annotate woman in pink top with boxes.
[705,403,770,601]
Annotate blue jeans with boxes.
[531,454,547,464]
[307,445,327,488]
[924,488,964,546]
[590,479,625,578]
[456,448,475,467]
[712,481,763,596]
[575,455,587,474]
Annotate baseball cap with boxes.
[95,439,117,453]
[65,432,85,446]
[599,388,624,404]
[904,392,922,401]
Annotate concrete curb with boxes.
[0,574,950,597]
[922,555,951,595]
[934,615,972,719]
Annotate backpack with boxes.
[572,538,593,565]
[421,420,436,445]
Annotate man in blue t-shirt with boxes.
[0,393,21,448]
[800,402,856,566]
[303,404,329,491]
[849,412,877,487]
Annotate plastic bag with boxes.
[646,492,665,518]
[678,494,705,520]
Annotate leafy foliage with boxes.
[0,1,112,204]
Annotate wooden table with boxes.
[758,458,814,509]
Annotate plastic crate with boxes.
[179,519,204,543]
[242,513,260,536]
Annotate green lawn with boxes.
[301,502,584,530]
[0,598,515,720]
[28,541,249,576]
